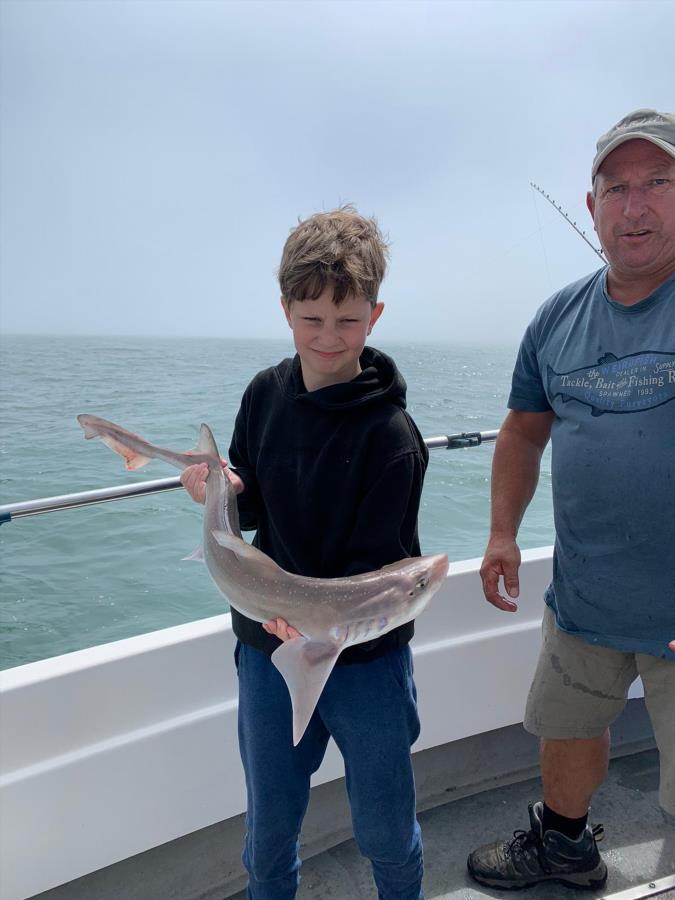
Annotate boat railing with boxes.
[0,429,499,524]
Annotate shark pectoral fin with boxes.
[271,639,341,746]
[181,545,205,562]
[211,530,286,575]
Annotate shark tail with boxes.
[78,417,153,470]
[77,414,222,472]
[100,433,153,470]
[271,639,342,746]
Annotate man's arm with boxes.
[480,409,554,612]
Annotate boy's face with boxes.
[282,287,384,391]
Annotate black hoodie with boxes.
[228,346,428,663]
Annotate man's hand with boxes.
[263,617,302,642]
[180,460,245,504]
[480,535,521,612]
[670,639,675,652]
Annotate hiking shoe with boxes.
[467,801,608,890]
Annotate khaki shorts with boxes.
[524,606,675,816]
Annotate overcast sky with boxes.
[1,0,674,344]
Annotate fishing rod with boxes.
[530,182,605,262]
[0,429,500,524]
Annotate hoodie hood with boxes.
[277,346,407,411]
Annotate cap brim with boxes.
[592,132,675,177]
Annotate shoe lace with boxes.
[505,821,604,867]
[505,828,541,860]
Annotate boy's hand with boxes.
[180,460,244,504]
[263,617,302,642]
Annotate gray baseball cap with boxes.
[592,108,675,178]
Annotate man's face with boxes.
[587,139,675,284]
[281,288,384,391]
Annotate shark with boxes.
[77,414,449,744]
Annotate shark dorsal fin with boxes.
[194,423,221,460]
[211,529,285,577]
[271,638,342,745]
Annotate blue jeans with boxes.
[236,641,424,900]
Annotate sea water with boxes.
[0,335,553,669]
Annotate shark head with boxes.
[377,552,449,622]
[274,551,449,746]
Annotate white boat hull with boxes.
[0,547,645,900]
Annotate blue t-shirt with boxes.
[510,267,675,658]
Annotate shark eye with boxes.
[416,577,428,590]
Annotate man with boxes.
[467,109,675,890]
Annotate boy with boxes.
[181,206,429,899]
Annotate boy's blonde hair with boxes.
[278,205,389,307]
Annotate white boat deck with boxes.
[248,747,673,900]
[29,744,673,899]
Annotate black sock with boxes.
[542,803,588,840]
